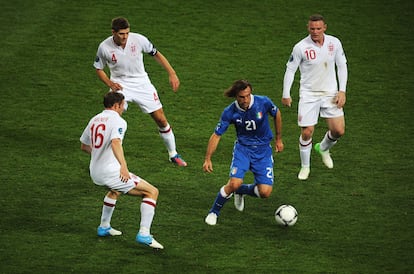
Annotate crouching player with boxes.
[80,91,163,249]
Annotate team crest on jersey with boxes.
[289,55,294,62]
[95,56,100,62]
[256,112,263,119]
[118,128,123,135]
[328,42,334,56]
[231,167,238,175]
[130,43,138,56]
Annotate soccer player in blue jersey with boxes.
[203,80,284,226]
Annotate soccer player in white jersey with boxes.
[203,80,284,226]
[94,17,187,166]
[80,92,163,249]
[282,14,348,180]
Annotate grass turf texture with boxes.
[1,0,413,273]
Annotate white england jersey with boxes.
[94,32,157,83]
[286,34,347,96]
[80,110,127,185]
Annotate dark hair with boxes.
[224,79,252,98]
[309,14,325,23]
[111,17,130,32]
[103,92,124,108]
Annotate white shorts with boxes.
[298,93,344,127]
[116,80,163,114]
[93,172,142,194]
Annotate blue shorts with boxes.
[229,142,274,185]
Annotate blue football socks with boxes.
[235,184,257,197]
[210,192,230,215]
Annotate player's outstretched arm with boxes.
[282,66,296,107]
[96,69,123,92]
[153,51,180,92]
[274,110,284,153]
[111,138,130,182]
[203,133,221,173]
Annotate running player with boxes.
[94,17,187,166]
[203,80,284,226]
[80,92,163,249]
[282,14,348,180]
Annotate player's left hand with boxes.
[203,159,213,173]
[109,81,123,92]
[169,74,180,92]
[335,91,346,108]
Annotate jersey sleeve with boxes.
[286,44,302,71]
[266,97,279,118]
[214,107,232,136]
[283,44,301,98]
[335,38,348,91]
[93,44,106,70]
[137,34,157,56]
[110,118,127,141]
[80,123,91,145]
[335,39,347,66]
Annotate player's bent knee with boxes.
[257,186,273,198]
[147,185,159,199]
[108,190,121,199]
[332,128,345,138]
[259,191,272,198]
[227,180,243,193]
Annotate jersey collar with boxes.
[235,94,254,112]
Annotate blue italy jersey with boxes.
[214,95,278,146]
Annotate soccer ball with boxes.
[275,205,298,226]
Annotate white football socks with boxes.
[159,124,178,158]
[320,131,338,151]
[139,198,156,236]
[299,135,312,168]
[100,196,117,228]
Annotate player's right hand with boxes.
[109,82,123,92]
[203,160,213,173]
[169,74,180,92]
[281,97,292,107]
[119,166,131,183]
